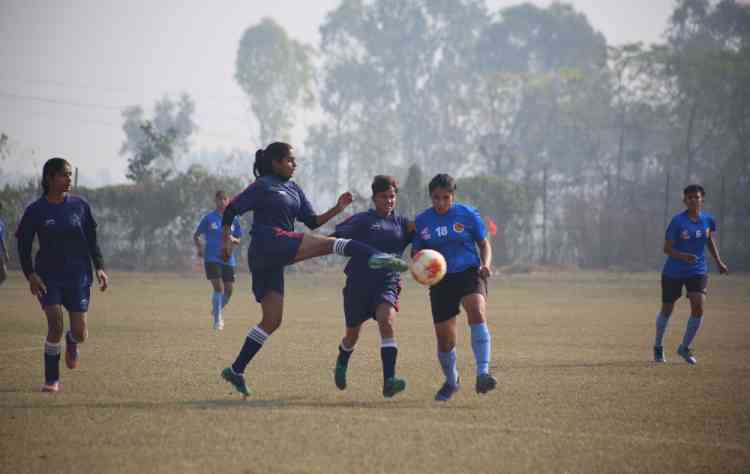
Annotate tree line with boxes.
[1,0,747,271]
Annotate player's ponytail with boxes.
[41,157,70,196]
[252,142,292,179]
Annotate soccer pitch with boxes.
[1,270,748,473]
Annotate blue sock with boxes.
[231,326,269,374]
[438,349,459,386]
[470,322,491,376]
[222,293,231,308]
[681,316,703,349]
[381,338,398,382]
[333,238,379,259]
[44,340,61,384]
[655,312,670,347]
[212,291,223,318]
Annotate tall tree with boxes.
[235,18,315,145]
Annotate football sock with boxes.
[337,341,354,366]
[470,322,491,376]
[333,238,378,259]
[212,291,223,318]
[231,326,269,374]
[438,349,459,386]
[44,340,61,384]
[681,316,703,349]
[380,337,398,381]
[655,312,670,347]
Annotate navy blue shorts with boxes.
[39,285,91,313]
[248,226,304,270]
[343,279,401,328]
[250,266,285,303]
[661,274,708,303]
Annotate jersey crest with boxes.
[453,223,465,233]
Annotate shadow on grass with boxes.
[507,360,655,370]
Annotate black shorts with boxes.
[429,267,487,323]
[343,278,401,328]
[661,274,708,303]
[205,262,236,282]
[250,266,285,303]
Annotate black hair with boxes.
[683,184,705,197]
[371,175,398,196]
[253,142,292,178]
[215,190,227,199]
[428,173,456,194]
[41,157,71,196]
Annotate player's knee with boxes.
[47,326,64,342]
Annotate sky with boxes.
[0,0,675,187]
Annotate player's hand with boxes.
[683,253,697,265]
[96,269,109,292]
[406,221,416,234]
[336,192,353,211]
[718,260,729,274]
[28,273,46,297]
[479,265,492,279]
[221,237,232,263]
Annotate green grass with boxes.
[1,270,749,473]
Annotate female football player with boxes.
[331,175,414,398]
[194,190,242,330]
[15,157,109,392]
[653,184,728,365]
[412,173,496,401]
[218,142,409,397]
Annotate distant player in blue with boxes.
[218,142,409,398]
[412,173,497,401]
[0,202,7,286]
[331,175,414,398]
[194,190,242,330]
[654,184,728,365]
[15,158,109,393]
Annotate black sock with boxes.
[381,344,397,382]
[231,326,268,374]
[337,342,354,366]
[44,341,61,384]
[333,239,379,259]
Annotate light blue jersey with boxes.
[413,203,487,273]
[662,210,716,278]
[196,210,242,266]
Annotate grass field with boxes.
[1,269,749,473]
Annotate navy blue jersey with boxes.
[333,210,413,284]
[225,175,318,232]
[15,195,103,288]
[662,211,716,278]
[0,217,6,257]
[412,203,487,273]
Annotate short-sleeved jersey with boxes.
[333,210,413,285]
[412,203,487,274]
[196,210,242,266]
[0,217,6,257]
[662,210,716,278]
[15,195,98,288]
[226,175,317,232]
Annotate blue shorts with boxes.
[248,226,304,270]
[342,278,401,328]
[39,285,91,313]
[250,266,284,303]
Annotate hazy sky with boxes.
[0,0,674,186]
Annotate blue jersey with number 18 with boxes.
[412,203,487,274]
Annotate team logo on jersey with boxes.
[453,223,465,233]
[420,227,431,240]
[44,219,56,227]
[370,223,382,231]
[69,214,81,227]
[680,230,690,240]
[695,229,702,238]
[210,222,219,230]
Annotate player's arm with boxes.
[193,230,203,257]
[477,238,492,278]
[706,231,728,274]
[314,192,353,228]
[663,240,697,265]
[15,210,46,297]
[82,203,108,291]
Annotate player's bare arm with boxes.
[477,238,492,278]
[315,191,353,227]
[706,231,728,274]
[663,240,696,265]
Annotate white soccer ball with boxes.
[410,249,447,286]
